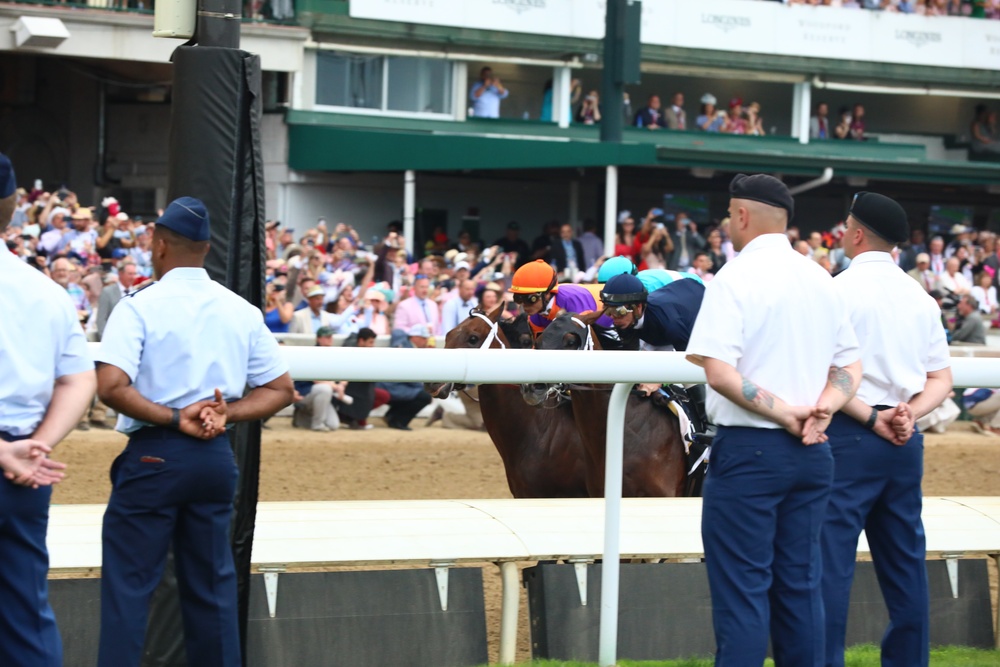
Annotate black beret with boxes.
[848,192,909,244]
[729,173,794,220]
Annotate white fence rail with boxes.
[84,344,1000,666]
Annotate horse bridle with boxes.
[471,311,506,350]
[569,316,595,352]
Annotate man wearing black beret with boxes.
[821,192,952,667]
[687,173,862,665]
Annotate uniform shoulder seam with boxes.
[126,281,158,298]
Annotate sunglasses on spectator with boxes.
[414,274,429,280]
[607,305,636,317]
[512,292,546,305]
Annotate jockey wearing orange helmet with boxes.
[509,260,612,334]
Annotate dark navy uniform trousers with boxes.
[821,412,928,667]
[0,432,62,667]
[98,427,240,667]
[702,426,834,667]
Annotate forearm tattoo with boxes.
[828,366,854,396]
[741,377,775,409]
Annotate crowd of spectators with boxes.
[768,0,1000,16]
[810,102,868,141]
[4,187,154,339]
[787,216,1000,345]
[632,93,770,135]
[9,182,994,432]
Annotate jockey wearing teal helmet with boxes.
[598,256,704,293]
[597,256,638,283]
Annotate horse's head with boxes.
[536,310,605,351]
[499,313,535,350]
[521,311,604,407]
[424,304,509,398]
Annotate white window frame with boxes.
[313,51,462,121]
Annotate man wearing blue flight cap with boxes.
[95,196,294,667]
[0,154,96,667]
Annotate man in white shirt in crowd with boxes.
[938,256,971,298]
[686,173,861,666]
[441,279,478,333]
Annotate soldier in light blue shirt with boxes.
[95,197,294,667]
[0,152,97,667]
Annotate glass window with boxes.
[315,52,452,116]
[386,57,452,115]
[316,53,383,110]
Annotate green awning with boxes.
[286,110,1000,185]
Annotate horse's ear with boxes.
[580,309,605,326]
[487,303,505,323]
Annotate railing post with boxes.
[598,381,631,667]
[498,561,520,664]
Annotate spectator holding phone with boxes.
[470,66,508,119]
[638,208,674,270]
[696,94,726,133]
[669,212,706,272]
[834,106,853,139]
[576,90,602,125]
[264,281,295,333]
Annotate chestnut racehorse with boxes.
[425,305,591,498]
[528,310,687,497]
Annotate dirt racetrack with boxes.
[52,418,1000,663]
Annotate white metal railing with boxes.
[85,344,1000,667]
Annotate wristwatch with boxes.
[865,406,878,430]
[169,407,180,430]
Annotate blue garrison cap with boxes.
[157,196,210,242]
[0,153,16,199]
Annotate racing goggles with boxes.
[512,292,546,305]
[607,304,636,317]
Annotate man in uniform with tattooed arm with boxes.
[686,173,862,667]
[820,193,952,667]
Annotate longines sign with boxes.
[349,0,1000,71]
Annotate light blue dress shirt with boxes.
[97,267,288,434]
[470,82,509,118]
[0,251,93,436]
[441,295,478,333]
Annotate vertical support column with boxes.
[552,66,572,128]
[792,81,812,145]
[498,561,520,665]
[598,381,631,667]
[569,180,579,231]
[453,61,468,121]
[603,166,618,261]
[404,169,416,257]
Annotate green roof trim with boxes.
[286,110,1000,184]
